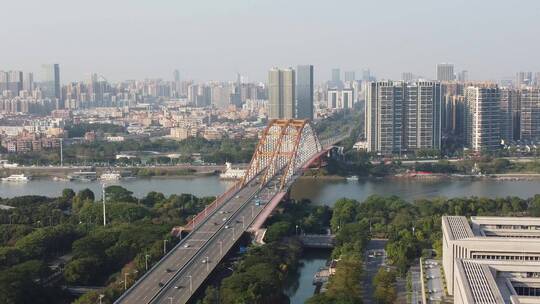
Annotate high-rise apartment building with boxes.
[366,81,404,153]
[500,88,516,144]
[516,71,533,87]
[365,81,441,154]
[404,81,442,150]
[296,65,314,120]
[362,69,372,82]
[23,72,34,92]
[442,95,466,136]
[457,70,469,82]
[40,64,61,100]
[436,63,455,82]
[268,67,295,119]
[520,89,540,142]
[327,88,354,110]
[464,86,501,152]
[401,72,415,82]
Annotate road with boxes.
[362,239,387,304]
[423,259,444,303]
[410,264,422,304]
[151,176,282,304]
[116,173,278,304]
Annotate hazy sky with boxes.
[1,0,539,83]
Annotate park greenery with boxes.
[64,123,126,138]
[6,136,257,166]
[313,150,540,178]
[0,187,216,304]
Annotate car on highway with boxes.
[174,285,183,289]
[225,225,230,229]
[184,243,190,248]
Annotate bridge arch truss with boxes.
[242,119,322,190]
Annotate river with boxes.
[285,249,331,304]
[2,176,540,202]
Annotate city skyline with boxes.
[1,0,540,82]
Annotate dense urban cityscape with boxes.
[2,63,540,158]
[2,1,540,304]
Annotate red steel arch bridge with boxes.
[115,119,350,304]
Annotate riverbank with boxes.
[301,171,540,182]
[392,172,540,181]
[298,175,346,180]
[0,164,226,179]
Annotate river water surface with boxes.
[1,176,539,203]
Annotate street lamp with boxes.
[99,294,105,304]
[124,270,138,290]
[218,240,223,256]
[295,225,299,235]
[163,239,168,255]
[232,227,236,240]
[206,256,210,272]
[187,275,193,293]
[102,183,107,227]
[145,254,150,271]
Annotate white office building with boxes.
[442,216,540,304]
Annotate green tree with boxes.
[105,186,136,203]
[373,268,397,304]
[64,257,102,285]
[264,221,292,243]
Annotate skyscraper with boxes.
[464,86,501,152]
[7,71,23,96]
[331,68,341,84]
[436,63,455,82]
[0,72,7,93]
[344,71,356,82]
[366,81,441,154]
[296,65,314,120]
[173,69,180,82]
[40,64,61,100]
[268,68,295,119]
